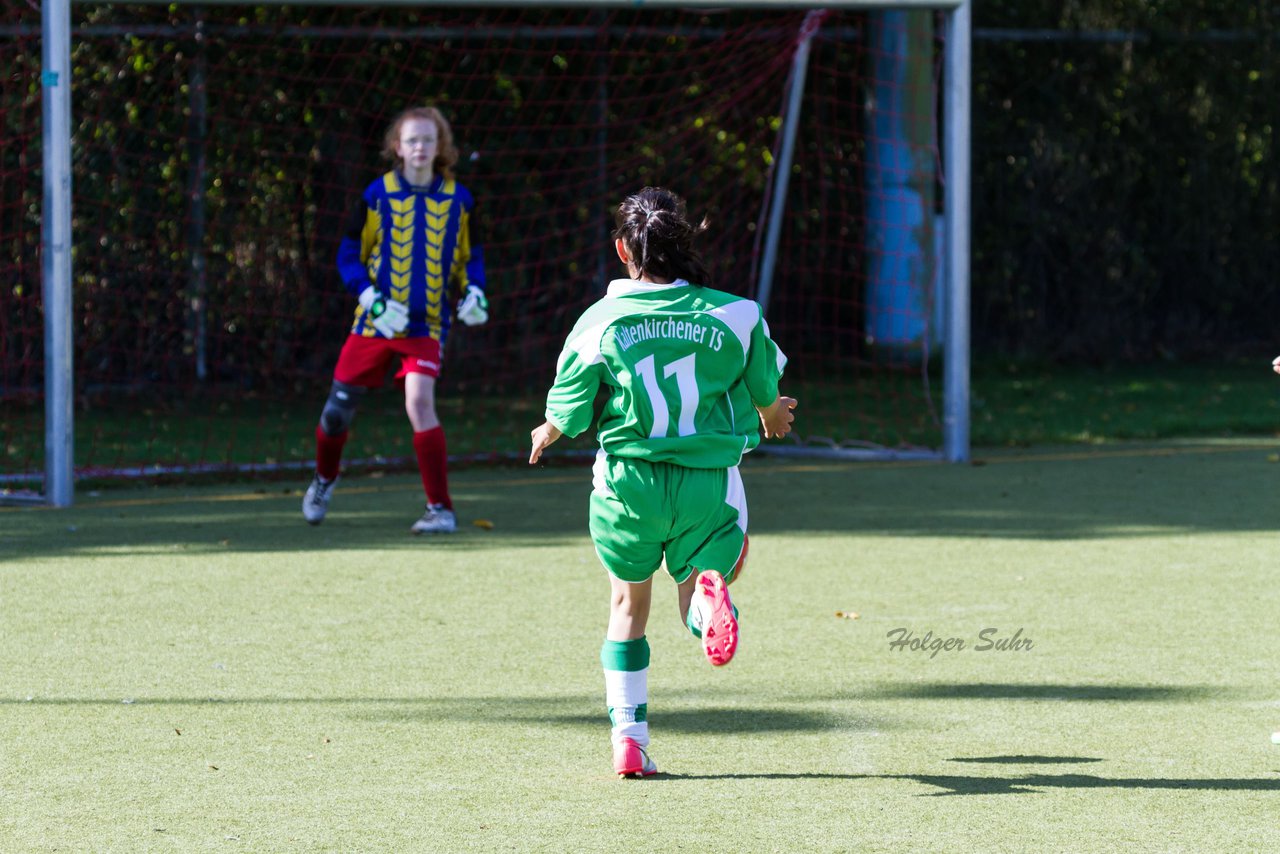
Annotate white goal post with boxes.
[37,0,971,507]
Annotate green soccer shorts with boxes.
[588,452,748,585]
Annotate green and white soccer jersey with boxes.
[544,278,787,468]
[546,278,784,582]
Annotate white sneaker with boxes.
[411,504,457,534]
[302,474,337,525]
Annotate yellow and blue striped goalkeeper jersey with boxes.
[336,171,485,342]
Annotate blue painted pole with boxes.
[864,11,936,359]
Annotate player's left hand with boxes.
[456,285,489,327]
[758,395,798,439]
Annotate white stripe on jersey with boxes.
[761,316,789,372]
[704,299,763,363]
[560,320,611,371]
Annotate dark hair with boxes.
[613,187,711,285]
[382,105,459,180]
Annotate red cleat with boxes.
[693,570,738,666]
[613,737,658,778]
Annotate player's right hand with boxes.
[358,286,410,338]
[529,421,563,464]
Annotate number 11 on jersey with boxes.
[634,353,699,438]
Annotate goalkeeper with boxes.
[303,105,489,535]
[529,187,796,777]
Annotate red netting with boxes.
[1,5,945,486]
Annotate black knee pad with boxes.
[319,381,366,436]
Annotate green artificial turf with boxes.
[970,360,1280,446]
[3,441,1280,851]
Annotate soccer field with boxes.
[3,440,1279,851]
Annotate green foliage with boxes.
[973,2,1278,359]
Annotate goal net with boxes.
[2,3,956,491]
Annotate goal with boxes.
[5,0,971,505]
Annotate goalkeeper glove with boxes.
[455,285,489,327]
[358,286,410,338]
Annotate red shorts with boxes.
[332,334,442,388]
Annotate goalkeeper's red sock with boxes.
[413,427,452,510]
[315,425,346,482]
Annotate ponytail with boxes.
[613,187,710,285]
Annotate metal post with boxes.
[943,0,971,463]
[756,9,823,316]
[42,0,74,506]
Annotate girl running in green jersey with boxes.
[530,187,797,777]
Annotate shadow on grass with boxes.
[0,478,589,563]
[5,439,1280,561]
[948,755,1102,765]
[872,682,1235,702]
[766,438,1280,541]
[9,695,1276,795]
[0,696,872,736]
[644,772,1280,795]
[0,684,1243,712]
[369,700,872,735]
[883,773,1280,796]
[537,707,861,734]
